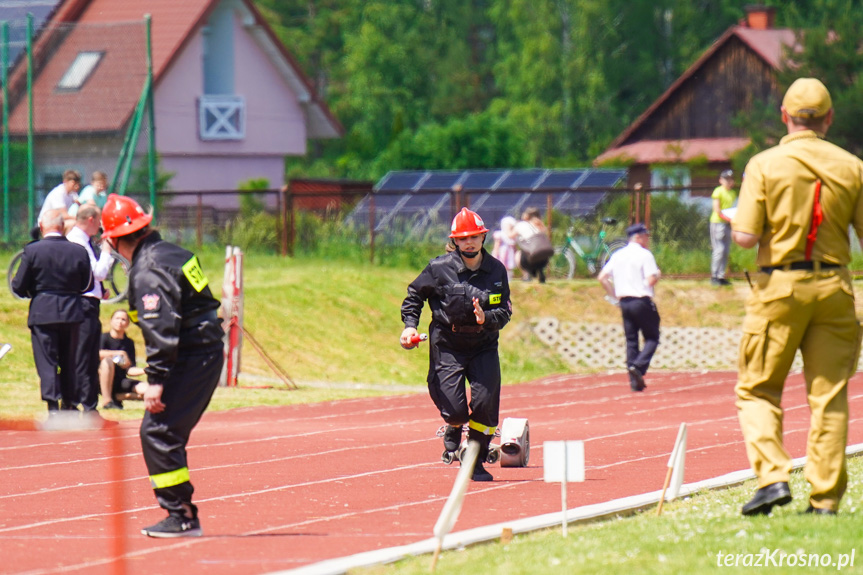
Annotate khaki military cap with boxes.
[782,78,832,118]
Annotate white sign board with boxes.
[543,440,585,483]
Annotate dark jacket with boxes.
[401,248,512,339]
[128,232,224,385]
[11,235,92,326]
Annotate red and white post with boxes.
[220,246,244,386]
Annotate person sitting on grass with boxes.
[99,309,146,409]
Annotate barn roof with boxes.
[597,23,798,165]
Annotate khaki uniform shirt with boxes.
[733,130,863,267]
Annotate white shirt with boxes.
[514,220,540,241]
[67,225,111,299]
[38,183,78,222]
[600,241,660,298]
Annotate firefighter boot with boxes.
[468,428,493,482]
[443,424,462,453]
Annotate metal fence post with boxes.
[1,21,9,243]
[196,192,203,248]
[368,193,375,264]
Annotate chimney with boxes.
[744,5,776,30]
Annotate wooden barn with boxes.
[595,5,797,196]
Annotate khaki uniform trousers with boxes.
[736,267,862,511]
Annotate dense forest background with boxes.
[254,0,863,181]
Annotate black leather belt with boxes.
[181,309,219,329]
[451,324,484,334]
[759,261,841,273]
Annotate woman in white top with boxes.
[491,216,518,278]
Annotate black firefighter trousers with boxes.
[140,346,223,516]
[427,334,501,457]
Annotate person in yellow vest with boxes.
[732,78,863,516]
[709,169,737,286]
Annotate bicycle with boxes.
[7,248,130,304]
[547,217,627,279]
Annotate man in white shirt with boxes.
[597,223,661,392]
[38,169,81,234]
[67,204,114,413]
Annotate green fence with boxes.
[0,14,156,245]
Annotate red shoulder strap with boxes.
[805,179,823,261]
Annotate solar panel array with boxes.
[346,168,627,237]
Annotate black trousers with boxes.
[426,327,501,432]
[31,322,80,408]
[75,297,102,411]
[619,297,661,375]
[140,346,223,515]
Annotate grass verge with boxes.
[354,456,863,575]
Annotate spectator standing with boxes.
[400,208,512,482]
[10,209,92,413]
[37,169,81,233]
[67,204,115,413]
[710,169,738,286]
[731,78,863,516]
[491,215,518,279]
[72,171,109,216]
[597,223,661,392]
[514,207,552,283]
[99,309,145,409]
[101,194,224,538]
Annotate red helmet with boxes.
[101,194,153,239]
[449,207,488,238]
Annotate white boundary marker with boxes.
[267,442,863,575]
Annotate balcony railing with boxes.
[199,95,245,141]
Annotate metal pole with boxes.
[1,21,9,243]
[279,186,287,256]
[196,192,202,248]
[546,192,553,234]
[26,13,33,226]
[368,194,375,264]
[145,15,157,214]
[287,187,295,257]
[645,191,652,231]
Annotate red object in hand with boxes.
[410,333,429,344]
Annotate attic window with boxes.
[57,51,104,91]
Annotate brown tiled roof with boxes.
[595,137,751,165]
[8,19,148,134]
[8,0,342,137]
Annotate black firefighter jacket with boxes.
[128,232,224,385]
[401,248,512,344]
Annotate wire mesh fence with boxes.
[0,17,152,240]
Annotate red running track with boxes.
[3,371,863,575]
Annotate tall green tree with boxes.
[780,0,863,157]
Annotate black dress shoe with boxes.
[803,505,837,515]
[628,366,646,391]
[741,482,792,516]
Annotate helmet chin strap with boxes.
[454,233,485,259]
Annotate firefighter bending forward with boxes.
[101,194,224,537]
[400,208,512,481]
